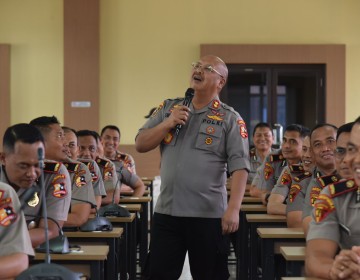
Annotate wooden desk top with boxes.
[282,278,322,280]
[141,177,155,182]
[240,204,267,212]
[257,227,305,239]
[34,245,109,261]
[120,203,142,212]
[120,196,152,203]
[106,212,136,223]
[280,246,305,261]
[65,227,123,238]
[242,196,262,203]
[121,190,150,196]
[246,214,287,223]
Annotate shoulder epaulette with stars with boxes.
[96,157,110,168]
[63,162,80,173]
[317,174,341,188]
[115,153,127,162]
[43,162,61,173]
[270,153,284,162]
[328,179,357,198]
[293,171,312,182]
[289,164,304,173]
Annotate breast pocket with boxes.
[339,224,360,249]
[195,123,223,153]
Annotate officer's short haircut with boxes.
[336,122,355,141]
[310,123,338,140]
[252,122,273,137]
[100,125,121,137]
[3,123,44,153]
[77,130,98,143]
[62,126,77,136]
[285,124,310,139]
[29,116,61,136]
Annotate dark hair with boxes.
[77,130,98,143]
[100,125,121,137]
[92,131,101,142]
[62,126,77,135]
[310,123,338,139]
[29,116,60,136]
[252,122,273,137]
[336,122,354,141]
[285,124,310,139]
[3,123,44,153]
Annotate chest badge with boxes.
[28,192,40,207]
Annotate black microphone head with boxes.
[37,147,44,160]
[98,204,131,217]
[185,88,195,98]
[36,233,71,254]
[16,263,82,280]
[79,216,113,232]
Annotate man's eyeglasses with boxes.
[334,147,346,159]
[191,62,224,79]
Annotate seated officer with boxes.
[0,182,34,278]
[30,116,95,228]
[305,120,360,279]
[0,123,71,247]
[77,130,145,205]
[63,126,106,209]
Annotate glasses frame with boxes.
[191,62,224,79]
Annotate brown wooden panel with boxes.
[200,44,345,126]
[120,145,161,178]
[0,44,10,138]
[64,0,99,131]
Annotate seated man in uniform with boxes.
[0,182,34,278]
[30,116,96,228]
[305,120,360,279]
[0,123,71,247]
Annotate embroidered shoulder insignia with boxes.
[43,162,61,173]
[310,186,322,206]
[96,158,110,168]
[314,194,335,223]
[0,206,17,226]
[328,179,357,198]
[264,162,274,181]
[63,162,80,173]
[280,171,292,186]
[288,184,301,203]
[270,153,284,162]
[115,153,127,161]
[317,174,341,188]
[293,172,312,182]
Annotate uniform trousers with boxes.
[144,212,230,280]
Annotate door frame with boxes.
[200,44,345,127]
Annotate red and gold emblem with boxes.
[237,120,248,138]
[205,137,213,145]
[314,194,335,222]
[211,100,220,109]
[75,170,87,188]
[281,171,292,186]
[52,174,67,198]
[163,132,173,144]
[206,126,215,135]
[310,186,321,206]
[0,206,17,227]
[289,184,301,203]
[264,162,274,181]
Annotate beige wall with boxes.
[1,0,360,144]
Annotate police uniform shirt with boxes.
[96,157,119,192]
[307,179,360,249]
[272,164,305,198]
[0,182,34,257]
[0,161,71,223]
[257,150,287,192]
[111,150,137,174]
[248,147,262,184]
[78,159,107,197]
[63,160,97,206]
[138,98,250,218]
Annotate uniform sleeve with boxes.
[92,162,107,197]
[119,168,140,189]
[0,183,34,257]
[137,101,167,133]
[286,179,309,213]
[271,167,291,197]
[307,187,340,244]
[103,163,119,192]
[302,178,318,219]
[251,168,261,187]
[71,163,96,206]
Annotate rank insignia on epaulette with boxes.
[270,154,284,162]
[96,158,110,168]
[43,162,61,173]
[211,99,220,109]
[264,162,274,181]
[314,194,335,223]
[293,171,312,182]
[317,174,341,188]
[115,153,127,161]
[0,206,17,227]
[64,162,80,173]
[289,184,301,203]
[281,171,292,186]
[289,164,304,173]
[310,186,322,206]
[328,179,356,198]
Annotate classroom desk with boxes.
[280,246,305,277]
[120,203,142,212]
[33,245,109,280]
[242,196,262,204]
[257,228,305,280]
[65,227,123,280]
[120,196,152,270]
[246,214,287,280]
[107,213,137,280]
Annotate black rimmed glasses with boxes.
[191,62,224,79]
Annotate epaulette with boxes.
[43,162,61,173]
[249,148,257,160]
[317,174,341,188]
[270,153,284,162]
[293,171,312,182]
[96,157,110,168]
[289,164,304,173]
[63,162,80,173]
[328,179,357,198]
[115,152,127,162]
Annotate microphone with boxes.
[16,147,81,280]
[175,88,195,136]
[70,197,113,232]
[98,166,131,217]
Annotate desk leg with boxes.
[249,223,260,280]
[105,237,117,280]
[139,202,149,269]
[90,260,105,280]
[238,211,249,280]
[286,260,304,277]
[261,239,275,280]
[128,218,137,280]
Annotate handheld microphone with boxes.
[175,88,195,136]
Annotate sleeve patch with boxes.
[314,194,335,223]
[310,186,322,206]
[75,170,87,188]
[0,206,17,227]
[237,119,248,139]
[52,174,68,198]
[264,162,274,181]
[289,184,301,203]
[281,171,292,186]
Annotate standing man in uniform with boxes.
[136,55,249,280]
[0,123,71,247]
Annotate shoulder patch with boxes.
[288,184,302,203]
[310,186,322,206]
[317,174,341,188]
[237,119,248,139]
[52,174,67,198]
[314,194,335,223]
[264,162,274,181]
[96,158,110,168]
[43,162,61,173]
[75,170,87,188]
[0,205,17,227]
[293,171,312,182]
[63,162,80,173]
[328,179,357,198]
[280,171,292,186]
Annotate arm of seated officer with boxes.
[29,218,62,248]
[131,178,146,197]
[286,210,303,228]
[135,105,189,153]
[0,252,29,279]
[102,187,121,205]
[302,215,312,236]
[328,247,360,280]
[267,193,286,215]
[64,203,91,227]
